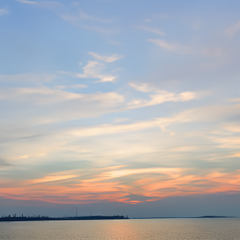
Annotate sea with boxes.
[0,218,239,240]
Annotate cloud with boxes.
[61,8,110,24]
[0,87,82,103]
[0,8,9,16]
[210,136,240,149]
[1,166,240,204]
[30,170,80,184]
[16,0,114,34]
[82,167,182,183]
[129,82,158,93]
[148,39,192,54]
[15,0,36,4]
[55,84,87,89]
[229,153,240,158]
[228,98,240,103]
[136,26,165,36]
[88,52,123,63]
[0,86,124,105]
[200,46,224,57]
[128,82,198,109]
[113,118,129,123]
[223,122,240,133]
[0,159,11,167]
[0,84,125,128]
[68,100,224,138]
[65,101,217,139]
[0,73,56,83]
[69,120,161,138]
[128,91,197,109]
[225,20,240,37]
[77,61,117,83]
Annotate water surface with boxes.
[0,218,239,240]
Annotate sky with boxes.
[0,0,240,218]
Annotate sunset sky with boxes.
[0,0,240,217]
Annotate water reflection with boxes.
[0,219,239,240]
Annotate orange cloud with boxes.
[0,167,240,204]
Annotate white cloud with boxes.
[223,122,240,133]
[114,118,129,123]
[148,39,192,54]
[129,82,158,93]
[0,8,9,16]
[201,46,224,57]
[15,0,36,4]
[136,26,165,36]
[0,86,124,106]
[77,61,117,83]
[0,73,56,83]
[15,0,113,34]
[69,102,227,138]
[227,98,240,103]
[170,146,199,152]
[128,82,198,109]
[67,100,234,138]
[225,20,240,37]
[55,84,87,89]
[88,52,123,63]
[69,120,161,137]
[0,85,125,126]
[210,136,240,149]
[60,7,111,24]
[0,87,82,104]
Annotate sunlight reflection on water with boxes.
[0,219,239,240]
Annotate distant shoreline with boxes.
[0,215,237,222]
[132,216,237,219]
[0,215,128,222]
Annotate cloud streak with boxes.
[88,52,123,63]
[78,60,117,83]
[128,82,198,109]
[225,20,240,37]
[136,26,165,36]
[148,39,192,54]
[1,166,240,204]
[15,0,36,4]
[0,9,9,16]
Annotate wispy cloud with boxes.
[129,82,158,93]
[223,122,240,133]
[88,52,123,63]
[128,91,197,109]
[0,8,9,16]
[0,158,11,167]
[15,0,36,4]
[136,26,165,36]
[0,87,82,103]
[225,20,240,37]
[0,73,56,83]
[1,166,240,204]
[128,82,198,109]
[148,39,192,54]
[69,120,161,137]
[61,8,111,24]
[0,86,124,105]
[55,84,87,89]
[30,170,80,184]
[15,0,114,34]
[78,61,117,83]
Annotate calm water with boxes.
[0,218,239,240]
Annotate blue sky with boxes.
[0,0,240,217]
